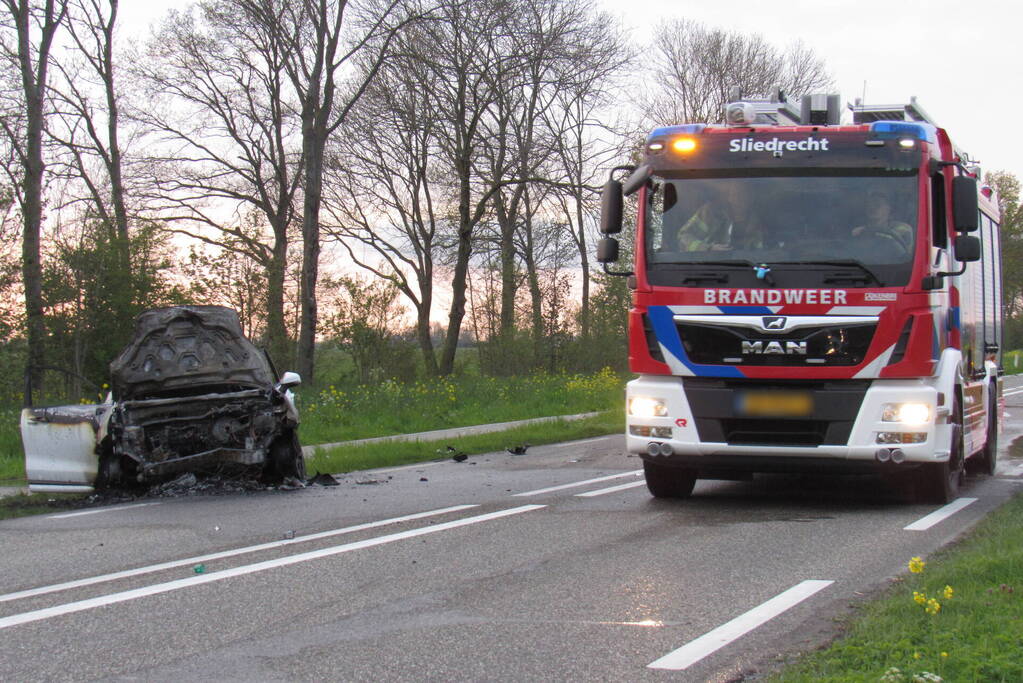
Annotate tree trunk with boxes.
[265,227,290,371]
[297,129,324,383]
[439,225,472,375]
[416,277,438,376]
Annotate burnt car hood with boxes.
[110,305,275,400]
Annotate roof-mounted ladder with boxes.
[848,96,937,126]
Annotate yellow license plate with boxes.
[738,391,813,417]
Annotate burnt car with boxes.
[20,305,305,492]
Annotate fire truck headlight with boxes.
[672,137,697,153]
[881,402,931,425]
[629,397,667,418]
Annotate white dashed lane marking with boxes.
[903,498,978,531]
[574,480,647,498]
[513,470,642,497]
[648,580,834,670]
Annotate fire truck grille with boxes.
[682,378,871,447]
[675,322,876,366]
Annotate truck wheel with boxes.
[976,387,998,476]
[268,430,306,482]
[919,394,964,504]
[644,460,697,499]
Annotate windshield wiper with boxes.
[777,260,885,286]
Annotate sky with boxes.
[117,0,1020,326]
[124,0,1022,188]
[598,0,1022,186]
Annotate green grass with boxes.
[306,409,625,475]
[0,406,23,483]
[295,367,624,444]
[772,491,1023,682]
[0,369,627,485]
[0,492,88,520]
[1004,350,1023,375]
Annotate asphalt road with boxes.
[3,376,1023,681]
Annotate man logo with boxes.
[762,316,786,331]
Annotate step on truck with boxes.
[598,92,1002,503]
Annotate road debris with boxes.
[507,444,530,455]
[279,476,305,490]
[307,472,341,486]
[440,445,468,462]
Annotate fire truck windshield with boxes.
[644,173,918,288]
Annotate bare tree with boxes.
[323,37,446,375]
[418,0,536,375]
[132,1,302,367]
[47,0,129,252]
[0,0,70,398]
[240,0,420,384]
[542,8,632,339]
[40,0,138,359]
[645,19,833,126]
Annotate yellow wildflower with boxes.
[913,652,922,660]
[941,652,948,658]
[943,585,954,600]
[913,591,927,605]
[908,556,926,573]
[925,598,941,615]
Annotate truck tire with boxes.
[643,460,697,499]
[267,430,306,482]
[976,387,998,476]
[918,394,964,504]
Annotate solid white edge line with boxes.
[903,497,978,531]
[367,461,444,475]
[575,480,647,498]
[0,504,478,605]
[49,502,161,519]
[648,580,834,671]
[0,504,545,631]
[513,470,642,497]
[552,436,612,448]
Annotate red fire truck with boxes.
[598,93,1002,503]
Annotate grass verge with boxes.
[0,493,89,521]
[0,370,627,483]
[772,490,1023,682]
[307,410,624,475]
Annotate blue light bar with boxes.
[647,124,706,141]
[869,121,931,141]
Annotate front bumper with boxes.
[626,375,950,472]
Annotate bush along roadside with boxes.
[772,492,1023,682]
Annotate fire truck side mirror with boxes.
[596,237,620,263]
[954,234,981,262]
[600,180,623,235]
[952,176,979,232]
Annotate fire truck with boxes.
[598,93,1002,503]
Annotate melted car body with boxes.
[21,306,303,492]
